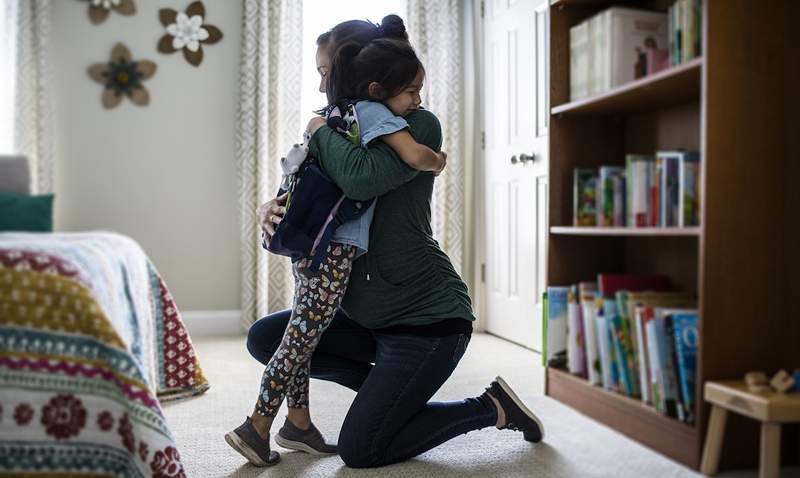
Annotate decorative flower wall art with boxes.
[88,43,157,109]
[79,0,136,25]
[158,2,223,67]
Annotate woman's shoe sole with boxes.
[274,433,336,456]
[224,431,279,467]
[496,375,545,441]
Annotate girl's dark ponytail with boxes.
[326,41,362,105]
[378,14,408,41]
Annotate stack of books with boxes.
[573,151,700,228]
[544,274,698,424]
[570,7,669,101]
[668,0,702,66]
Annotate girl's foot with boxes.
[224,417,281,467]
[484,376,545,443]
[275,417,337,455]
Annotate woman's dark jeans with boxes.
[247,308,497,468]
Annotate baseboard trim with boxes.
[181,310,243,337]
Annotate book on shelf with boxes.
[678,152,701,227]
[569,7,669,101]
[672,311,698,424]
[570,21,590,100]
[597,273,671,298]
[668,0,702,66]
[626,154,655,227]
[579,282,601,385]
[598,166,626,227]
[595,301,617,391]
[573,169,598,226]
[609,311,637,396]
[656,152,681,227]
[567,285,587,377]
[545,287,569,368]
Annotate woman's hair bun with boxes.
[378,14,408,40]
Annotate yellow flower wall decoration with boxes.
[157,1,223,67]
[88,43,157,109]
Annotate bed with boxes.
[0,161,209,477]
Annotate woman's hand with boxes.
[257,192,288,241]
[306,117,327,136]
[433,151,447,176]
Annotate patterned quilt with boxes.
[0,232,209,477]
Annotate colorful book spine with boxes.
[626,154,654,227]
[609,314,634,396]
[635,305,652,404]
[579,282,601,385]
[652,310,683,418]
[598,166,625,227]
[595,299,615,391]
[567,285,586,376]
[678,152,701,227]
[672,312,698,423]
[645,318,665,412]
[573,169,598,226]
[663,315,685,422]
[614,290,640,396]
[546,287,569,368]
[656,151,681,227]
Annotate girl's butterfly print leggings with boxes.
[255,242,356,417]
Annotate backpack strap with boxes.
[308,194,347,271]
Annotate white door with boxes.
[483,0,549,351]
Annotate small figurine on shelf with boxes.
[745,371,771,393]
[770,370,795,394]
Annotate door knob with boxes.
[510,155,518,164]
[519,153,536,163]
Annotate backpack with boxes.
[263,157,373,271]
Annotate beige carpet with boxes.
[163,333,797,478]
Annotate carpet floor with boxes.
[163,333,798,477]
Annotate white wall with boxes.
[51,0,242,312]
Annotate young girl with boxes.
[225,16,444,467]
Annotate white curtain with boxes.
[236,0,303,328]
[407,0,479,286]
[1,0,53,192]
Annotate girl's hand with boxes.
[306,117,327,136]
[257,192,288,240]
[433,151,447,176]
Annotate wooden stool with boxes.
[701,380,800,478]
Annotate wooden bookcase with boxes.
[545,0,799,470]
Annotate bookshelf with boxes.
[546,0,798,471]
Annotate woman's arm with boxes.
[308,109,443,201]
[381,130,445,173]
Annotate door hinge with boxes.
[481,131,485,150]
[480,0,485,19]
[481,263,486,283]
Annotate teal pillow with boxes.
[0,192,54,232]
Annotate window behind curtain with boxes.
[300,0,407,123]
[0,0,17,154]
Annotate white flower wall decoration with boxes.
[157,1,223,67]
